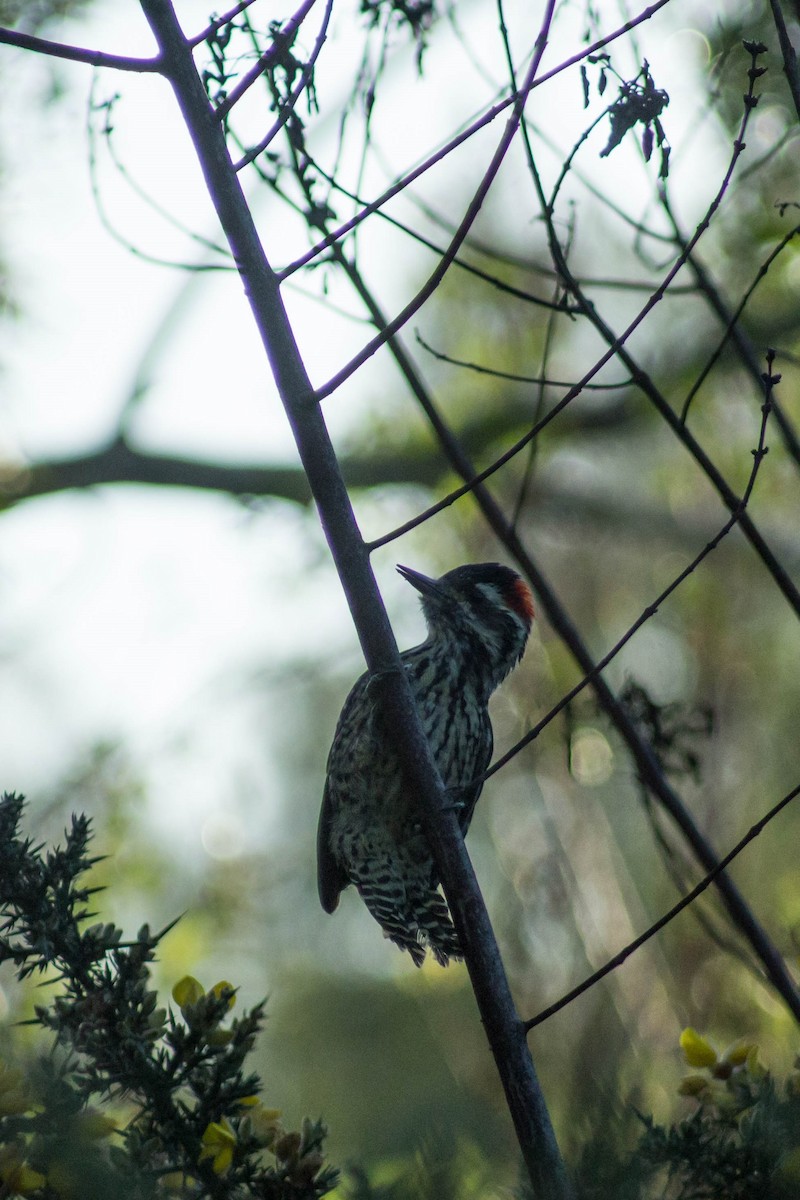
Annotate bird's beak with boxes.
[396,564,440,596]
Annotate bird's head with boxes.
[397,561,534,689]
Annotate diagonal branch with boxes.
[768,0,800,121]
[315,3,558,399]
[137,2,570,1194]
[321,233,800,1026]
[525,778,800,1031]
[663,200,800,468]
[519,46,800,620]
[231,0,333,163]
[213,0,320,121]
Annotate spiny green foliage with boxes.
[635,1030,800,1200]
[535,1030,800,1200]
[637,1089,794,1200]
[0,792,338,1199]
[5,789,800,1199]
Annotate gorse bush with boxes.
[0,792,338,1199]
[636,1028,800,1200]
[567,1029,800,1200]
[3,789,800,1199]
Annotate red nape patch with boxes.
[509,578,535,622]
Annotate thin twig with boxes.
[678,226,800,421]
[0,24,161,70]
[278,157,574,312]
[525,778,800,1030]
[87,79,233,269]
[232,0,333,168]
[214,0,320,121]
[768,0,800,121]
[484,354,776,783]
[318,227,800,1024]
[278,0,674,288]
[414,331,632,390]
[661,192,800,469]
[190,1,261,48]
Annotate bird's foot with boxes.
[440,784,467,814]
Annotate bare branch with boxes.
[223,0,331,139]
[138,2,570,1192]
[484,355,777,784]
[525,777,800,1031]
[278,157,575,312]
[414,330,632,390]
[768,0,800,122]
[189,1,261,48]
[0,24,161,71]
[518,44,800,620]
[317,216,800,1024]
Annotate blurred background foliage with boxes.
[2,0,800,1194]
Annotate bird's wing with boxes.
[317,675,369,913]
[317,776,349,913]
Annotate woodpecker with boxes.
[317,562,534,966]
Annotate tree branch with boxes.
[213,0,320,121]
[525,778,800,1031]
[0,25,161,71]
[314,224,800,1025]
[137,2,570,1193]
[315,3,558,399]
[520,46,800,621]
[768,0,800,122]
[6,440,800,569]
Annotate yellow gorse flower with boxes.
[680,1028,717,1069]
[0,1146,46,1195]
[209,981,236,1010]
[679,1028,758,1079]
[172,977,238,1041]
[172,976,205,1010]
[199,1119,236,1175]
[172,977,237,1020]
[678,1027,763,1121]
[240,1102,283,1146]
